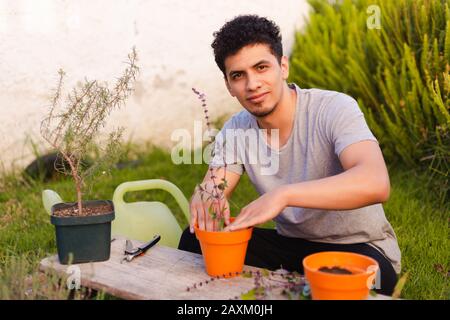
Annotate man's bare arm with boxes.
[281,140,390,210]
[224,140,390,231]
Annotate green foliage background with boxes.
[289,0,449,202]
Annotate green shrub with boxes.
[289,0,449,202]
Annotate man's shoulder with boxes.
[297,86,362,121]
[299,86,358,107]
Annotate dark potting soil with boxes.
[318,266,353,275]
[53,203,113,217]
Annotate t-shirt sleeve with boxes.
[324,94,378,157]
[208,118,245,175]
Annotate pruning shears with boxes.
[122,235,161,263]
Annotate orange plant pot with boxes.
[302,251,379,300]
[194,218,253,278]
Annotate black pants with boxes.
[178,227,398,296]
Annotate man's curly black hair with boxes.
[211,15,283,78]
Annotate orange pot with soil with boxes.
[302,251,379,300]
[194,218,253,278]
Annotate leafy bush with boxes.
[289,0,449,201]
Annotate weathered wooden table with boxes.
[39,237,392,300]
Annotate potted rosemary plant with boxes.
[40,48,139,264]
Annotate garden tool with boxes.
[122,235,161,263]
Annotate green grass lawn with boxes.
[0,145,448,299]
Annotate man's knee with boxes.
[178,227,202,254]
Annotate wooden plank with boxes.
[39,236,393,300]
[39,237,262,300]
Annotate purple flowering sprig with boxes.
[240,268,309,300]
[185,269,310,300]
[192,87,228,231]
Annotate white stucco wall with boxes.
[0,0,309,171]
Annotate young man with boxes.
[178,15,401,295]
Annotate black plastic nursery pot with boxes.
[50,200,115,265]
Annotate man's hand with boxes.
[189,182,231,233]
[223,187,287,232]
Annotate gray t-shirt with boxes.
[210,83,401,273]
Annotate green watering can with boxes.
[42,179,190,248]
[112,179,190,247]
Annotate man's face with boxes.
[224,43,289,118]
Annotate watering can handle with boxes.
[112,179,190,223]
